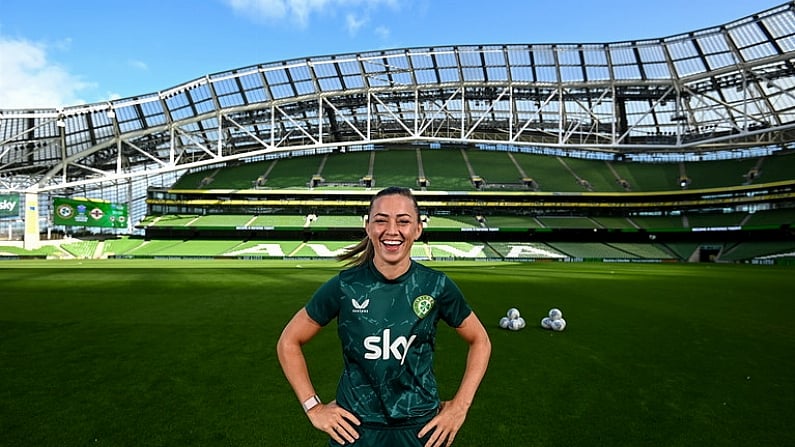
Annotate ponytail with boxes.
[336,236,374,266]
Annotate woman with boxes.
[277,186,491,447]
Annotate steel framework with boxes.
[3,2,795,193]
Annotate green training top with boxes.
[305,260,472,425]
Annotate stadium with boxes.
[1,3,794,446]
[1,3,794,262]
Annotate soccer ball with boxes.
[499,316,510,329]
[548,308,563,320]
[551,318,567,332]
[508,317,526,331]
[540,317,552,329]
[506,308,521,320]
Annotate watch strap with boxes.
[302,394,321,412]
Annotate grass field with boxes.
[1,260,793,446]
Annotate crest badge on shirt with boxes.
[412,295,435,319]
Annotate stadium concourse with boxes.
[2,3,795,263]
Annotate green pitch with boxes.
[1,260,792,446]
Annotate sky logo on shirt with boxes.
[363,329,417,365]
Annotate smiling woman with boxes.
[337,186,423,277]
[276,186,492,447]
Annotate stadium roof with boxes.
[3,2,795,192]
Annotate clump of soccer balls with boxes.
[499,307,526,331]
[541,308,567,332]
[499,307,567,332]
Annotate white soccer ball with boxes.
[499,316,510,329]
[506,308,521,320]
[548,308,563,320]
[551,318,567,332]
[541,317,553,329]
[508,317,525,331]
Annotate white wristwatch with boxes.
[302,394,321,413]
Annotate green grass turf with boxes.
[0,260,793,446]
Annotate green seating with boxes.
[547,242,639,258]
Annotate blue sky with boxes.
[0,0,786,109]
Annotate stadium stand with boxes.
[60,240,99,259]
[2,4,795,264]
[717,241,795,262]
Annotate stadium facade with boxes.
[1,2,795,256]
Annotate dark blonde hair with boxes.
[337,186,420,266]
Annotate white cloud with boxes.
[374,25,390,40]
[225,0,398,27]
[0,37,92,109]
[128,59,149,71]
[225,0,288,22]
[346,13,367,36]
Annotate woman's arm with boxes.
[418,311,492,447]
[276,308,324,404]
[276,308,361,445]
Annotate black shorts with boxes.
[328,419,435,447]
